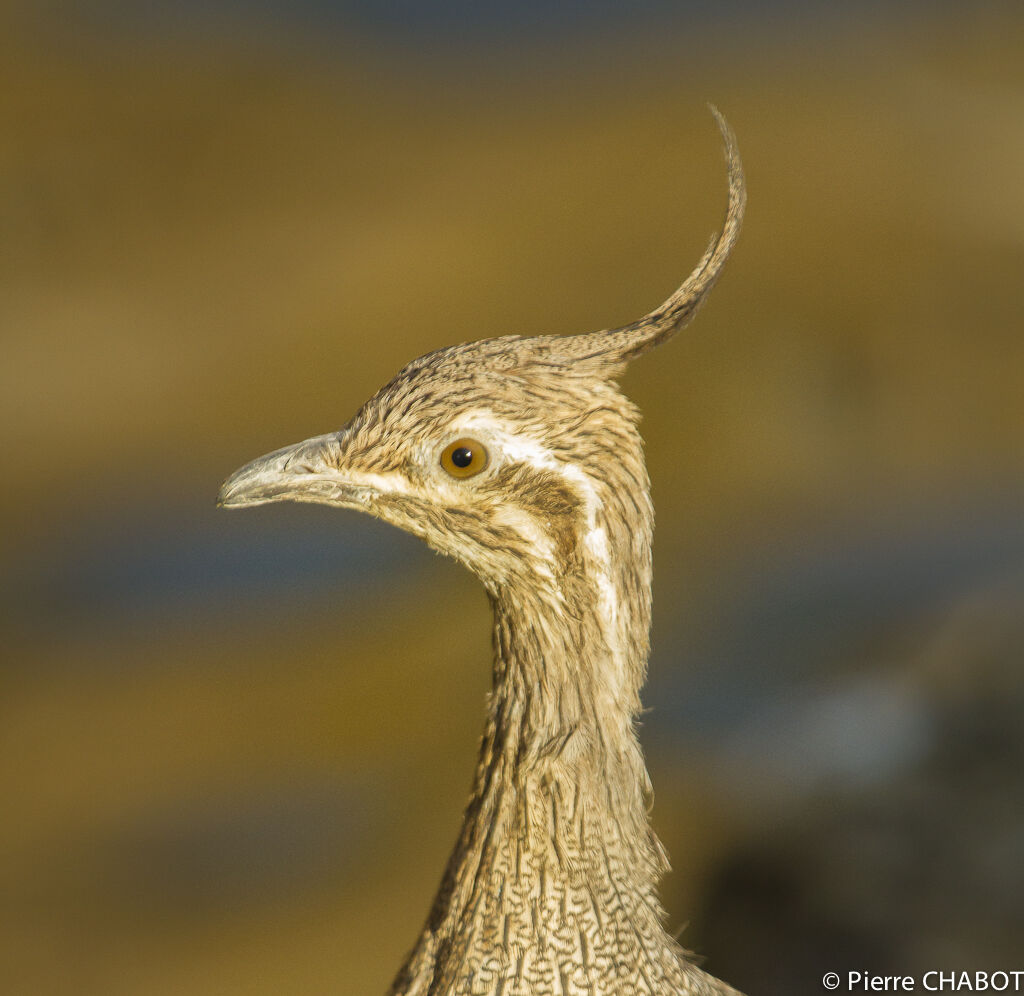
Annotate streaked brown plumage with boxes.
[219,108,746,996]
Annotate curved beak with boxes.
[217,432,365,510]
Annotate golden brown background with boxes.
[3,2,1022,993]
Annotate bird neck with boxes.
[390,480,706,994]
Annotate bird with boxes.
[219,108,746,996]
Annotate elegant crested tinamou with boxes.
[220,108,747,996]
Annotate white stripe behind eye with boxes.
[447,412,560,473]
[448,411,627,693]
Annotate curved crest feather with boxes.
[566,105,746,371]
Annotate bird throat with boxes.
[388,512,696,995]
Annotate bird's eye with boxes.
[440,437,489,479]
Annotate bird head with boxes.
[218,110,744,598]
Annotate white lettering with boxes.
[848,972,915,991]
[923,971,1024,992]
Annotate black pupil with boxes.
[451,446,474,469]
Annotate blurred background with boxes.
[2,1,1022,993]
